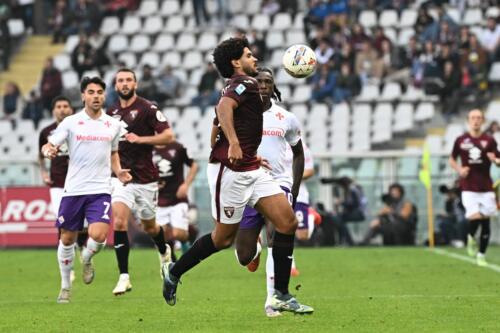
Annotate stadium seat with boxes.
[251,14,270,31]
[414,102,435,122]
[172,68,188,82]
[393,103,414,133]
[139,52,160,68]
[160,0,181,16]
[130,35,151,53]
[332,103,350,126]
[198,32,218,52]
[275,68,295,85]
[64,35,80,53]
[165,16,184,34]
[356,84,379,102]
[175,86,198,106]
[269,49,284,68]
[486,101,500,122]
[121,16,141,35]
[425,135,443,154]
[53,54,71,72]
[372,120,392,143]
[230,14,250,30]
[399,8,417,28]
[188,68,204,87]
[401,85,424,102]
[118,52,137,68]
[397,28,414,46]
[16,120,35,134]
[373,103,393,121]
[61,70,79,89]
[292,85,312,104]
[463,8,482,26]
[380,82,402,101]
[163,107,181,125]
[359,10,377,29]
[444,123,465,151]
[486,6,500,19]
[488,62,500,82]
[152,34,175,52]
[290,104,308,124]
[183,51,203,70]
[228,1,244,14]
[351,134,371,151]
[266,31,285,49]
[279,85,291,101]
[7,19,24,37]
[446,8,461,24]
[137,0,159,17]
[310,103,329,121]
[162,51,182,67]
[272,13,292,30]
[108,35,129,53]
[0,120,12,133]
[384,28,397,44]
[143,16,163,35]
[379,10,398,28]
[100,16,120,36]
[286,30,306,45]
[330,136,349,153]
[181,106,203,126]
[246,0,261,15]
[293,12,305,30]
[352,104,372,126]
[181,0,194,15]
[176,33,196,52]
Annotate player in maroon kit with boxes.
[161,37,313,314]
[153,140,199,262]
[38,96,88,276]
[108,68,175,295]
[449,109,500,266]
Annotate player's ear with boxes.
[231,58,240,69]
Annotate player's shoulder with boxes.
[225,75,258,94]
[40,121,57,134]
[137,96,159,111]
[455,132,469,142]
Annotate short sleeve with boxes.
[147,106,170,133]
[451,137,461,159]
[285,114,302,147]
[182,146,194,167]
[303,144,314,170]
[48,118,69,146]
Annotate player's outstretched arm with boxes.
[111,151,132,184]
[125,127,174,146]
[41,142,60,160]
[216,97,242,165]
[290,139,305,205]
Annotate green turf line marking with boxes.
[431,248,500,273]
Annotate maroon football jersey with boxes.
[107,96,170,184]
[209,75,263,171]
[451,132,500,192]
[38,122,69,188]
[153,142,194,207]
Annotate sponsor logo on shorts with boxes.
[223,206,235,218]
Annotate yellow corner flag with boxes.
[419,144,434,247]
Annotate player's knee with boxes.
[113,216,128,231]
[295,229,309,241]
[143,223,159,235]
[212,237,234,250]
[172,229,189,242]
[60,237,74,246]
[281,214,298,234]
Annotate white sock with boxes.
[265,247,274,305]
[58,240,75,290]
[82,238,105,264]
[291,255,297,269]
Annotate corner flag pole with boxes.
[419,145,434,248]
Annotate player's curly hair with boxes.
[213,37,250,78]
[257,67,282,102]
[80,76,106,93]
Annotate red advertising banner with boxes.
[0,186,58,247]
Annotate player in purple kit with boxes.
[161,37,313,314]
[41,77,132,303]
[108,68,175,295]
[153,140,199,262]
[449,109,500,266]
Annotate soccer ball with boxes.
[282,44,317,78]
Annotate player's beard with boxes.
[243,63,258,77]
[117,88,135,100]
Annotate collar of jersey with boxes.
[79,108,106,121]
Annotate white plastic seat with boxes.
[130,35,150,53]
[372,120,393,143]
[486,7,500,19]
[414,102,435,122]
[176,33,196,52]
[53,54,71,72]
[373,103,394,121]
[143,16,163,35]
[379,10,398,28]
[272,13,292,30]
[7,19,24,37]
[230,15,250,30]
[160,0,180,16]
[486,101,500,122]
[100,16,120,36]
[275,68,295,85]
[0,120,12,133]
[286,30,306,45]
[198,32,218,52]
[15,120,35,134]
[397,28,414,46]
[162,51,181,67]
[188,68,204,87]
[279,85,291,101]
[359,10,377,29]
[251,14,270,32]
[399,9,417,28]
[152,34,175,52]
[293,12,304,30]
[266,31,285,49]
[162,107,181,125]
[108,34,128,53]
[289,104,308,124]
[463,8,482,26]
[425,135,443,154]
[137,0,159,17]
[228,1,244,14]
[356,85,379,102]
[393,103,414,132]
[291,85,312,104]
[246,0,261,15]
[165,16,184,34]
[62,71,79,89]
[64,35,80,53]
[446,8,461,24]
[181,0,194,15]
[269,49,284,68]
[380,82,402,101]
[384,28,397,43]
[488,62,500,82]
[121,16,141,35]
[139,52,160,67]
[444,123,465,151]
[118,52,137,68]
[310,103,329,121]
[183,51,203,70]
[401,85,424,102]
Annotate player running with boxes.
[41,77,132,303]
[161,37,313,314]
[153,140,199,262]
[108,68,175,295]
[449,109,500,266]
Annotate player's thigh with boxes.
[211,220,240,249]
[207,163,254,225]
[49,187,64,217]
[56,195,87,233]
[135,182,159,221]
[255,193,297,234]
[235,206,263,253]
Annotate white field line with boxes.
[431,248,500,273]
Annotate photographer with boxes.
[361,183,417,246]
[321,176,366,245]
[436,183,467,246]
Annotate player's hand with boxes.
[41,171,53,185]
[459,166,470,178]
[228,142,242,165]
[487,152,499,164]
[125,133,143,144]
[117,169,132,184]
[257,156,272,170]
[176,182,188,199]
[42,144,60,160]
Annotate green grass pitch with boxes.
[1,247,500,332]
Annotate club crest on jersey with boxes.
[235,84,246,95]
[480,140,488,148]
[224,206,235,218]
[168,149,176,157]
[130,110,138,120]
